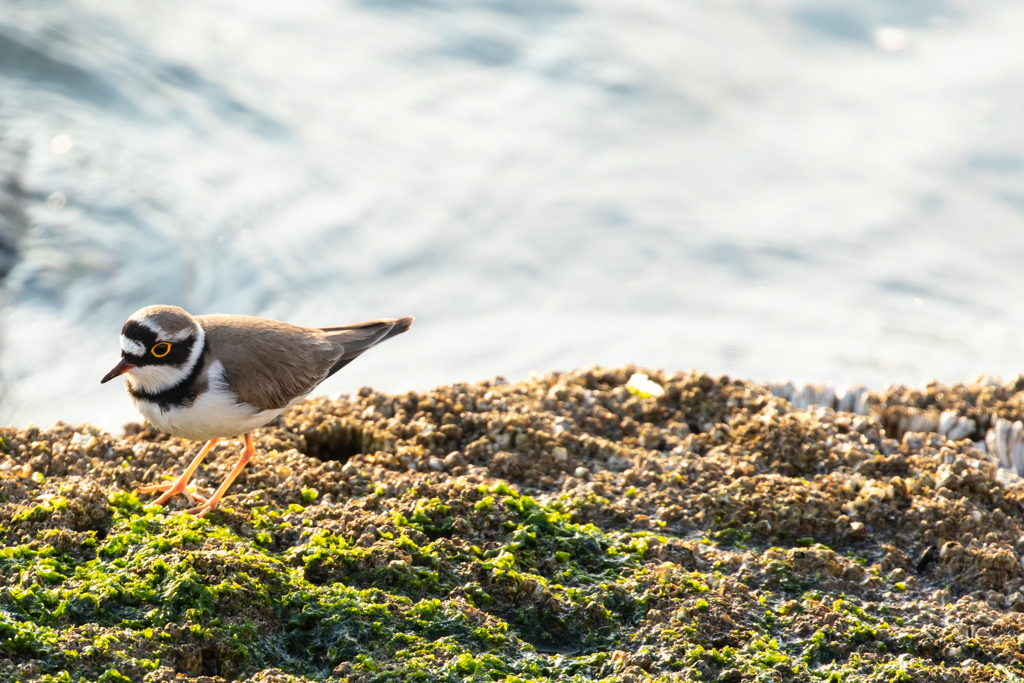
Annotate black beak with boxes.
[101,357,136,384]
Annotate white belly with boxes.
[131,361,299,441]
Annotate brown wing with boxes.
[198,314,413,412]
[319,316,414,378]
[198,315,344,411]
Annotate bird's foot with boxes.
[184,496,222,518]
[137,477,206,506]
[187,490,209,506]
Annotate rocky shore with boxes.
[3,367,1024,682]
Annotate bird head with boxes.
[101,305,205,392]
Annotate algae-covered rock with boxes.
[2,368,1024,681]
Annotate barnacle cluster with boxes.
[3,367,1024,681]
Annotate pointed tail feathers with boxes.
[320,316,413,378]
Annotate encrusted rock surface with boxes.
[3,367,1024,682]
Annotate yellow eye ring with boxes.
[151,342,172,358]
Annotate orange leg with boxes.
[187,434,255,518]
[138,439,220,506]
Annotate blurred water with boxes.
[1,0,1024,430]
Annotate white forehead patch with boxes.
[120,334,146,356]
[166,326,195,342]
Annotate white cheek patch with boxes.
[126,365,190,393]
[120,335,146,356]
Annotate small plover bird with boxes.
[101,305,413,516]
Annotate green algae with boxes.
[6,368,1024,681]
[11,497,68,524]
[1,481,783,681]
[2,484,672,681]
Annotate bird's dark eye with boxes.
[151,342,172,358]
